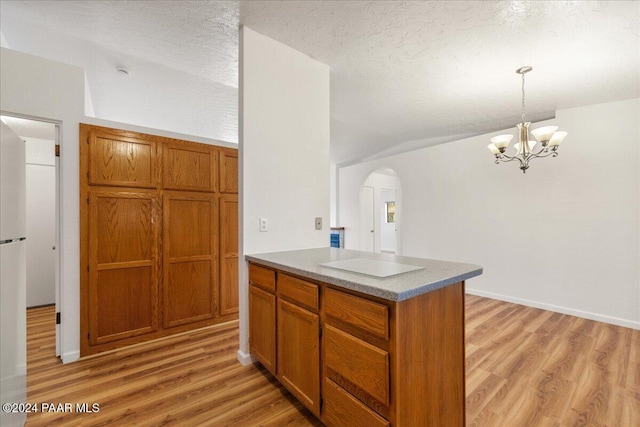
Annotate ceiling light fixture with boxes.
[487,66,567,173]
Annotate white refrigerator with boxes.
[0,121,27,427]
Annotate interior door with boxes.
[163,192,217,328]
[361,186,375,252]
[88,189,160,345]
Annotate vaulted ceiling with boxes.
[1,1,638,165]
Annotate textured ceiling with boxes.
[1,1,639,165]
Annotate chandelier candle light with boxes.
[487,66,567,173]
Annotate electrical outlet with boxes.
[315,217,322,230]
[260,217,268,232]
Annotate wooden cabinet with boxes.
[219,149,238,194]
[248,266,321,417]
[248,262,466,427]
[277,274,320,416]
[80,124,238,356]
[163,192,217,328]
[163,140,217,192]
[88,130,160,189]
[219,194,238,315]
[87,189,160,345]
[248,264,276,374]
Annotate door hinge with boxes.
[56,312,61,324]
[319,397,323,410]
[319,325,323,338]
[55,145,60,157]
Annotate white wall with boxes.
[238,27,330,363]
[25,137,56,307]
[338,98,640,329]
[1,47,85,362]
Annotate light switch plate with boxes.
[260,218,268,232]
[315,217,322,230]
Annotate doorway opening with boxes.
[359,167,402,254]
[1,114,61,359]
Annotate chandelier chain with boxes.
[521,72,526,123]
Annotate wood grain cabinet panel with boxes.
[219,150,238,194]
[164,141,217,192]
[88,131,158,188]
[163,192,217,328]
[249,284,276,374]
[323,379,389,427]
[277,299,321,417]
[219,195,238,315]
[324,324,390,415]
[247,260,466,427]
[248,264,276,292]
[278,274,318,312]
[325,288,389,344]
[81,123,238,356]
[88,190,160,345]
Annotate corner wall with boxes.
[238,27,330,362]
[1,48,84,362]
[338,98,640,329]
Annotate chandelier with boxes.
[487,66,567,173]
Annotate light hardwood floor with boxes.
[25,296,638,426]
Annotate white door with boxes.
[360,186,375,252]
[0,121,27,427]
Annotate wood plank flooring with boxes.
[25,295,638,426]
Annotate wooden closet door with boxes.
[219,149,238,194]
[88,130,159,188]
[88,189,160,345]
[163,192,218,328]
[219,194,238,316]
[164,141,217,192]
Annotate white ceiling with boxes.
[1,1,639,165]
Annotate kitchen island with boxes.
[246,247,482,427]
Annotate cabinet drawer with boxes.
[248,264,276,293]
[323,379,389,427]
[325,288,389,343]
[324,325,390,416]
[278,274,319,312]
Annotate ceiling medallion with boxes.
[487,66,568,173]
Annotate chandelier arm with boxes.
[497,154,526,168]
[527,151,559,163]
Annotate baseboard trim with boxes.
[237,349,256,366]
[62,350,80,364]
[466,288,640,330]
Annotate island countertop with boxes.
[245,247,482,302]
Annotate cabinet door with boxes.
[163,192,217,328]
[164,141,217,192]
[88,190,160,345]
[88,130,159,188]
[219,195,238,316]
[219,150,238,194]
[277,299,320,416]
[249,284,276,374]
